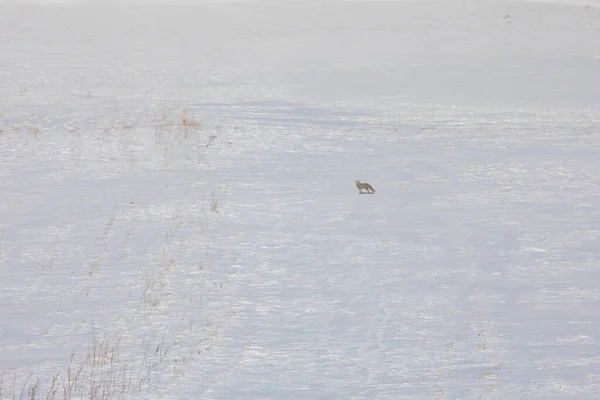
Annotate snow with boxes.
[1,0,600,399]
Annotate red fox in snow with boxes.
[355,180,376,194]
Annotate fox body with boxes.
[355,180,376,194]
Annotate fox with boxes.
[355,180,376,194]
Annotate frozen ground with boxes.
[1,0,600,399]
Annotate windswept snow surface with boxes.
[1,0,600,399]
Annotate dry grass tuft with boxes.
[180,110,200,129]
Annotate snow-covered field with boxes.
[1,0,599,399]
